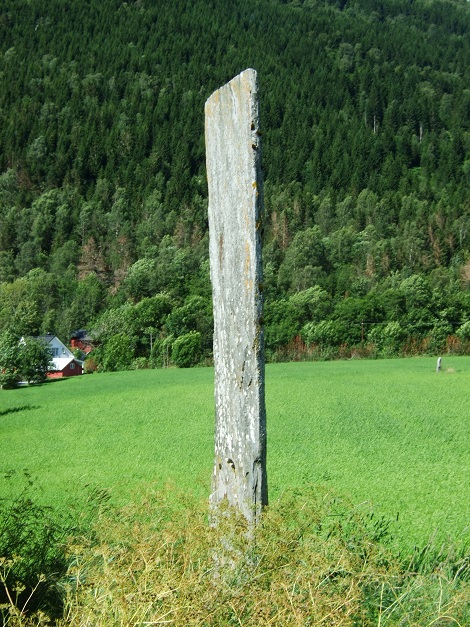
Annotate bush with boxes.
[83,356,98,373]
[171,331,202,368]
[456,320,470,341]
[100,333,135,372]
[368,321,406,356]
[0,497,66,621]
[425,321,453,354]
[0,332,22,389]
[150,335,174,368]
[130,357,149,370]
[264,299,299,350]
[301,320,349,347]
[19,337,53,384]
[0,475,109,626]
[0,333,52,388]
[165,296,213,349]
[72,348,86,362]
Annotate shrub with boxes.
[171,331,202,368]
[100,332,135,371]
[301,320,348,347]
[456,320,470,341]
[72,348,86,362]
[0,333,52,388]
[264,299,299,350]
[425,321,453,354]
[165,296,212,341]
[130,357,149,370]
[0,496,66,622]
[288,285,333,324]
[150,334,174,368]
[0,476,109,626]
[19,337,53,384]
[368,321,406,356]
[83,356,98,374]
[0,332,22,389]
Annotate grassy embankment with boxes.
[2,356,469,551]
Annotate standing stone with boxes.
[205,69,267,524]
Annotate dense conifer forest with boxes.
[1,0,469,368]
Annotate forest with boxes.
[0,0,469,368]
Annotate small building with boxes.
[38,334,84,378]
[70,329,95,354]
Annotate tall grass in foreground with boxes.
[2,486,469,626]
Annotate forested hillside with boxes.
[1,0,469,367]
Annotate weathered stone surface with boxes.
[205,69,267,524]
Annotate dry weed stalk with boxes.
[3,487,468,626]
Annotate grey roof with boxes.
[70,329,93,341]
[36,334,55,344]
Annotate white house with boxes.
[37,334,84,377]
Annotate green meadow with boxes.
[1,357,469,552]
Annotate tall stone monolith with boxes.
[205,69,267,525]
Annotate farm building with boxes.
[38,334,84,378]
[70,329,95,354]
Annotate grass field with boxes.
[1,356,469,552]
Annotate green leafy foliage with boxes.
[0,332,52,388]
[368,321,406,356]
[0,332,22,389]
[99,332,135,372]
[171,331,202,368]
[19,337,53,384]
[302,319,350,347]
[0,490,66,620]
[0,473,109,624]
[150,334,174,369]
[457,320,470,341]
[0,0,469,362]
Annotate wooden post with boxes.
[205,69,267,525]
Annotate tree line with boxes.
[0,0,469,370]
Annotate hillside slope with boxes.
[0,0,469,362]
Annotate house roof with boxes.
[70,329,93,341]
[51,356,84,371]
[37,334,56,344]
